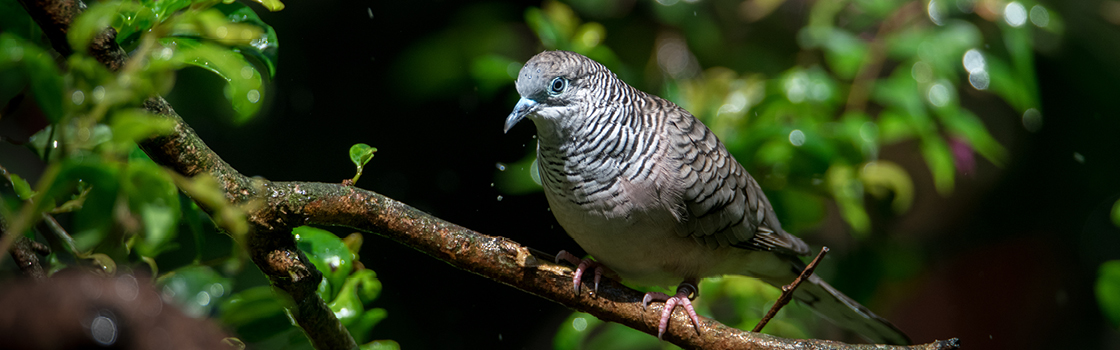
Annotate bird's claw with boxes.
[642,282,701,340]
[556,250,606,295]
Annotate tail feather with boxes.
[792,274,911,345]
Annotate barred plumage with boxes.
[505,50,909,345]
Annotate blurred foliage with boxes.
[460,0,1058,345]
[215,227,394,348]
[1098,260,1120,329]
[0,0,392,347]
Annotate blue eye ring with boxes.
[548,77,567,95]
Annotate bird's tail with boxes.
[761,259,911,345]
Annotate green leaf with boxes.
[243,0,285,12]
[172,173,248,236]
[877,109,917,144]
[872,66,932,134]
[124,161,181,258]
[69,1,141,53]
[162,37,265,122]
[293,226,354,300]
[0,33,64,122]
[936,108,1007,167]
[1096,260,1120,328]
[827,163,870,235]
[215,3,280,78]
[772,189,826,234]
[359,340,401,350]
[106,109,177,155]
[342,233,363,257]
[349,143,377,168]
[349,143,377,184]
[158,265,232,318]
[148,0,196,23]
[44,159,121,251]
[112,5,157,45]
[858,160,914,213]
[87,253,117,274]
[820,28,868,80]
[10,174,36,200]
[329,271,388,344]
[1112,199,1120,228]
[219,286,293,343]
[0,0,43,42]
[347,269,382,307]
[919,137,955,195]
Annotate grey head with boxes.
[503,51,614,134]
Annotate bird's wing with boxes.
[662,103,810,257]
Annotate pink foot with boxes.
[555,250,608,294]
[642,281,701,340]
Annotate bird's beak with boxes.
[504,98,539,134]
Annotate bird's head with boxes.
[504,51,609,134]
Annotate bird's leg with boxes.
[641,279,701,340]
[555,250,612,294]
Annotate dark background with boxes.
[140,0,1120,348]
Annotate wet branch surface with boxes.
[15,0,961,349]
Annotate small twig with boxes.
[11,236,51,279]
[753,246,830,332]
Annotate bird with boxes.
[503,50,910,345]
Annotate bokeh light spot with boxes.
[1004,2,1027,27]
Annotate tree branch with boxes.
[14,0,961,349]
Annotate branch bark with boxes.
[14,0,961,349]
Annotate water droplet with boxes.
[962,49,986,73]
[530,159,541,185]
[114,275,139,301]
[572,317,588,331]
[215,26,229,38]
[195,291,211,306]
[788,129,806,147]
[784,71,808,103]
[927,82,951,107]
[968,70,990,90]
[241,66,254,79]
[71,90,85,105]
[1004,2,1027,27]
[1030,5,1050,27]
[910,61,932,84]
[1022,108,1042,132]
[92,86,106,103]
[90,315,117,345]
[210,282,225,296]
[927,0,944,25]
[496,195,504,201]
[247,89,260,103]
[152,46,172,61]
[495,163,507,171]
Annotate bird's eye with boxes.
[548,77,567,95]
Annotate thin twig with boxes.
[753,246,830,333]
